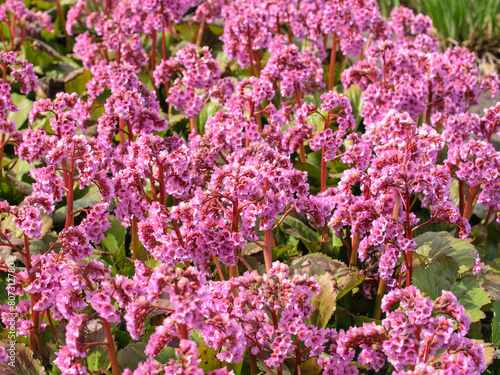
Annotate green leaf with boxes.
[481,269,500,300]
[281,216,322,253]
[197,102,221,134]
[0,342,45,375]
[309,273,338,328]
[156,346,177,364]
[7,94,33,129]
[53,185,101,223]
[491,301,500,347]
[290,253,365,300]
[0,175,24,204]
[413,254,459,299]
[450,278,491,322]
[300,357,322,375]
[198,340,221,372]
[86,346,110,373]
[117,342,148,372]
[20,41,56,67]
[101,215,127,255]
[414,231,477,273]
[65,69,92,95]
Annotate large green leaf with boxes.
[291,253,364,328]
[413,254,459,299]
[196,102,221,134]
[53,185,102,223]
[281,216,322,253]
[309,273,338,328]
[86,346,110,373]
[450,278,491,322]
[0,342,44,375]
[7,93,33,129]
[101,215,127,255]
[65,69,92,95]
[117,342,148,372]
[198,340,221,372]
[492,301,500,347]
[291,253,364,300]
[414,231,477,273]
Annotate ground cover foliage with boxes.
[0,0,500,374]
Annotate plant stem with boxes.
[295,336,302,375]
[150,30,157,72]
[64,153,75,229]
[263,179,273,272]
[328,34,337,91]
[196,15,206,46]
[54,0,70,48]
[102,318,121,375]
[190,117,196,133]
[212,254,225,281]
[229,198,240,280]
[250,353,257,375]
[349,232,360,267]
[131,217,139,260]
[0,133,5,178]
[373,278,386,320]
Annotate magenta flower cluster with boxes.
[0,0,498,374]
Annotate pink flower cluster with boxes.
[0,1,498,374]
[319,286,485,374]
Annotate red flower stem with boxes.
[349,232,360,267]
[54,0,70,48]
[360,32,372,60]
[131,218,139,260]
[458,179,465,214]
[9,16,15,51]
[102,318,121,375]
[179,323,189,340]
[23,234,42,355]
[485,206,494,227]
[294,88,307,163]
[404,190,413,287]
[116,45,121,64]
[118,118,125,144]
[45,310,58,341]
[328,33,337,91]
[84,342,108,349]
[250,353,257,375]
[286,24,293,44]
[463,184,476,220]
[320,114,331,253]
[162,22,167,60]
[426,81,432,125]
[0,133,5,178]
[295,336,302,375]
[212,254,225,281]
[263,179,273,273]
[320,113,330,193]
[248,44,255,77]
[190,117,196,133]
[64,148,75,229]
[229,197,240,280]
[487,118,498,142]
[196,15,206,46]
[150,30,157,72]
[253,50,261,77]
